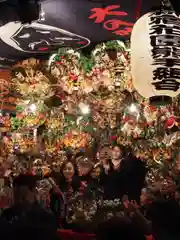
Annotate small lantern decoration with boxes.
[131,7,180,103]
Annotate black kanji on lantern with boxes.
[151,46,180,59]
[152,58,180,67]
[152,79,180,91]
[153,67,180,80]
[152,67,180,91]
[149,11,180,92]
[150,35,180,49]
[150,12,178,26]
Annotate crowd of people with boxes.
[0,145,180,240]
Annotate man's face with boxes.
[91,167,100,179]
[99,151,109,162]
[99,147,111,164]
[112,146,122,160]
[78,165,91,176]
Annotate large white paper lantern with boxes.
[131,10,180,102]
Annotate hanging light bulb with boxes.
[28,104,37,113]
[129,103,138,113]
[79,102,90,115]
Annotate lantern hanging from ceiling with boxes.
[131,7,180,104]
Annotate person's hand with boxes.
[127,200,139,212]
[103,164,110,174]
[122,196,139,213]
[4,170,11,177]
[48,177,56,187]
[122,195,129,208]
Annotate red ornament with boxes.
[16,114,23,119]
[122,116,130,123]
[56,61,63,65]
[149,105,157,112]
[56,94,64,101]
[165,116,175,129]
[70,74,78,81]
[110,135,117,141]
[38,113,45,119]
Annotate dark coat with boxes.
[99,155,146,201]
[1,202,57,229]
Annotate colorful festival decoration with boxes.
[61,130,92,149]
[12,58,56,101]
[11,101,48,130]
[118,97,180,164]
[50,49,85,94]
[90,40,132,93]
[3,132,36,154]
[0,40,178,171]
[0,113,11,132]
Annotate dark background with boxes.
[0,0,162,67]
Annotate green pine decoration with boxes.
[79,54,95,73]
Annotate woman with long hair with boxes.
[49,160,78,227]
[59,160,78,193]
